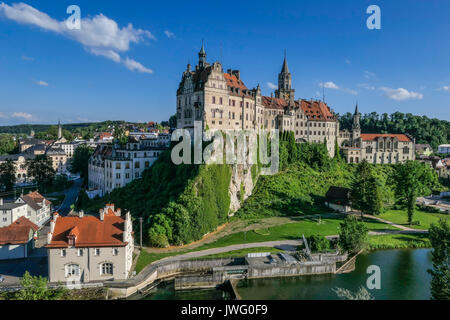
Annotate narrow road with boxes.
[56,178,83,216]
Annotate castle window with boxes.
[65,264,80,277]
[212,96,216,104]
[219,97,223,105]
[101,263,113,276]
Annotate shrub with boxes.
[338,216,369,254]
[308,235,331,252]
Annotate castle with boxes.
[176,44,415,163]
[176,44,340,157]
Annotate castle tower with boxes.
[352,103,361,142]
[275,53,295,104]
[198,41,207,69]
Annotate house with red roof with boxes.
[46,204,134,283]
[338,104,415,164]
[15,191,52,227]
[0,217,38,260]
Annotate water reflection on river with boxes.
[141,249,432,300]
[237,249,432,300]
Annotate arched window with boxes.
[101,263,114,275]
[65,264,80,277]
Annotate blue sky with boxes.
[0,0,449,125]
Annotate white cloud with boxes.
[319,81,357,95]
[0,2,154,74]
[34,80,48,86]
[0,112,7,118]
[319,81,339,89]
[89,48,121,63]
[12,112,33,120]
[123,58,153,74]
[164,30,175,39]
[345,59,351,65]
[21,55,34,61]
[438,85,450,91]
[267,82,277,90]
[380,87,423,101]
[357,83,376,90]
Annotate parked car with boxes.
[0,275,5,283]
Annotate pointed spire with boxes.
[199,40,206,55]
[281,50,289,73]
[354,102,359,115]
[198,40,206,69]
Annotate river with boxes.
[141,249,433,300]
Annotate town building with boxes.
[325,186,352,213]
[0,191,52,228]
[0,198,28,228]
[415,144,433,156]
[0,217,39,260]
[88,135,168,196]
[0,154,35,183]
[176,45,340,157]
[15,191,52,227]
[437,144,450,154]
[46,204,134,283]
[338,105,415,164]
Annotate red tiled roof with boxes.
[360,133,412,142]
[261,96,289,109]
[46,212,127,248]
[223,73,248,91]
[0,225,34,245]
[12,216,39,232]
[21,191,51,209]
[300,100,336,121]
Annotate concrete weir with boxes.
[105,252,348,299]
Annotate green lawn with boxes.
[135,214,399,273]
[379,209,449,230]
[368,233,431,250]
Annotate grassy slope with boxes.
[134,214,402,272]
[368,233,431,250]
[237,162,355,218]
[379,209,449,230]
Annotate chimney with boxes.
[232,70,240,80]
[50,220,55,233]
[116,208,121,217]
[79,210,84,218]
[99,208,104,221]
[123,211,131,243]
[47,232,52,244]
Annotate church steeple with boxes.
[275,51,295,104]
[352,103,361,142]
[198,41,207,69]
[57,120,62,140]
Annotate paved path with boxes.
[57,178,83,216]
[149,240,303,266]
[144,228,427,268]
[362,214,428,233]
